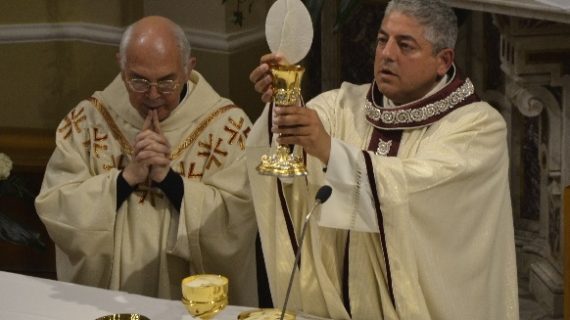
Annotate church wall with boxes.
[0,42,120,130]
[0,0,141,130]
[143,0,271,120]
[0,0,271,130]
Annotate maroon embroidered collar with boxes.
[364,70,480,130]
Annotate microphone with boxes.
[280,185,332,320]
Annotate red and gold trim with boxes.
[88,97,238,161]
[88,97,134,156]
[364,73,480,130]
[171,105,238,160]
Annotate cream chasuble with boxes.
[36,71,258,306]
[246,69,518,319]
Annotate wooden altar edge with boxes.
[0,127,55,173]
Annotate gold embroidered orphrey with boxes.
[87,97,240,204]
[376,138,392,156]
[87,97,238,161]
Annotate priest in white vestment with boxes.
[35,16,258,306]
[246,0,518,318]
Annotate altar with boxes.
[0,270,242,319]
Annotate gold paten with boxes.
[95,314,150,320]
[237,308,296,320]
[257,64,308,177]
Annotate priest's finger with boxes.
[142,111,153,131]
[150,110,163,135]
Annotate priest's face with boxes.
[122,38,194,121]
[374,11,451,105]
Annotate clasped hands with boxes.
[122,109,171,186]
[249,53,331,165]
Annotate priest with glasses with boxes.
[35,16,258,306]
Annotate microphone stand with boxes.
[279,185,332,320]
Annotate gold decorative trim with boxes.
[88,97,134,156]
[88,97,237,161]
[170,105,237,160]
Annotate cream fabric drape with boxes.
[36,71,258,306]
[246,80,518,319]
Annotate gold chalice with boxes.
[257,64,308,178]
[181,274,228,319]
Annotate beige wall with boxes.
[0,0,270,131]
[144,0,271,120]
[193,42,270,120]
[0,0,142,130]
[0,0,140,25]
[0,42,120,129]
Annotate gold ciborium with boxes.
[257,64,308,177]
[181,274,228,319]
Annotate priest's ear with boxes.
[436,48,454,77]
[185,56,197,76]
[116,52,123,71]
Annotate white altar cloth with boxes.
[0,271,252,320]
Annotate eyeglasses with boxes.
[127,78,180,94]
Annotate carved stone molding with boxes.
[506,83,546,117]
[529,260,564,317]
[0,22,265,53]
[494,16,570,84]
[494,14,569,317]
[446,0,570,25]
[506,82,561,171]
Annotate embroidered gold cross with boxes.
[198,134,228,170]
[135,184,164,206]
[178,162,203,179]
[83,128,109,158]
[224,117,251,150]
[58,108,87,139]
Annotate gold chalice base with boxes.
[95,314,150,320]
[237,308,296,320]
[257,146,307,177]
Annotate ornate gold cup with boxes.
[257,64,308,177]
[181,274,228,319]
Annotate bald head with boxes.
[118,16,191,71]
[118,16,196,121]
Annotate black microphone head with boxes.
[315,185,332,203]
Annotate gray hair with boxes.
[385,0,458,53]
[118,20,192,70]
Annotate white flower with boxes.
[0,152,13,180]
